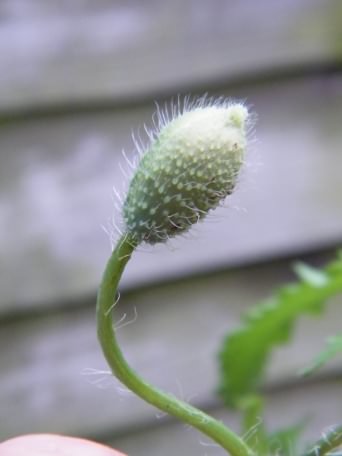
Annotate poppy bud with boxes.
[123,100,249,244]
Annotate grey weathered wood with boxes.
[1,2,341,452]
[1,255,341,440]
[1,78,342,312]
[0,0,341,111]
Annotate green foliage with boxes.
[301,424,342,456]
[268,421,307,456]
[239,395,269,454]
[301,333,342,377]
[218,252,342,407]
[239,394,306,455]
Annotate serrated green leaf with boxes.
[239,395,269,454]
[268,421,307,456]
[302,424,342,456]
[293,263,329,287]
[239,394,306,455]
[218,252,342,406]
[300,333,342,376]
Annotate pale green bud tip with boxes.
[123,99,250,244]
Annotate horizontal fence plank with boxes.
[1,253,341,440]
[111,380,342,456]
[1,77,342,312]
[0,0,341,111]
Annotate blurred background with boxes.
[1,1,342,455]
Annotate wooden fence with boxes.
[1,1,342,455]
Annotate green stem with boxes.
[96,233,253,456]
[302,425,342,456]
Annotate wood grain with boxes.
[1,254,341,441]
[0,1,341,111]
[1,78,342,312]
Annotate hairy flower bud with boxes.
[123,100,249,244]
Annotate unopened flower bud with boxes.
[123,100,249,244]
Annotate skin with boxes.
[0,434,127,456]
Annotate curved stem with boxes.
[96,233,253,456]
[302,424,342,456]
